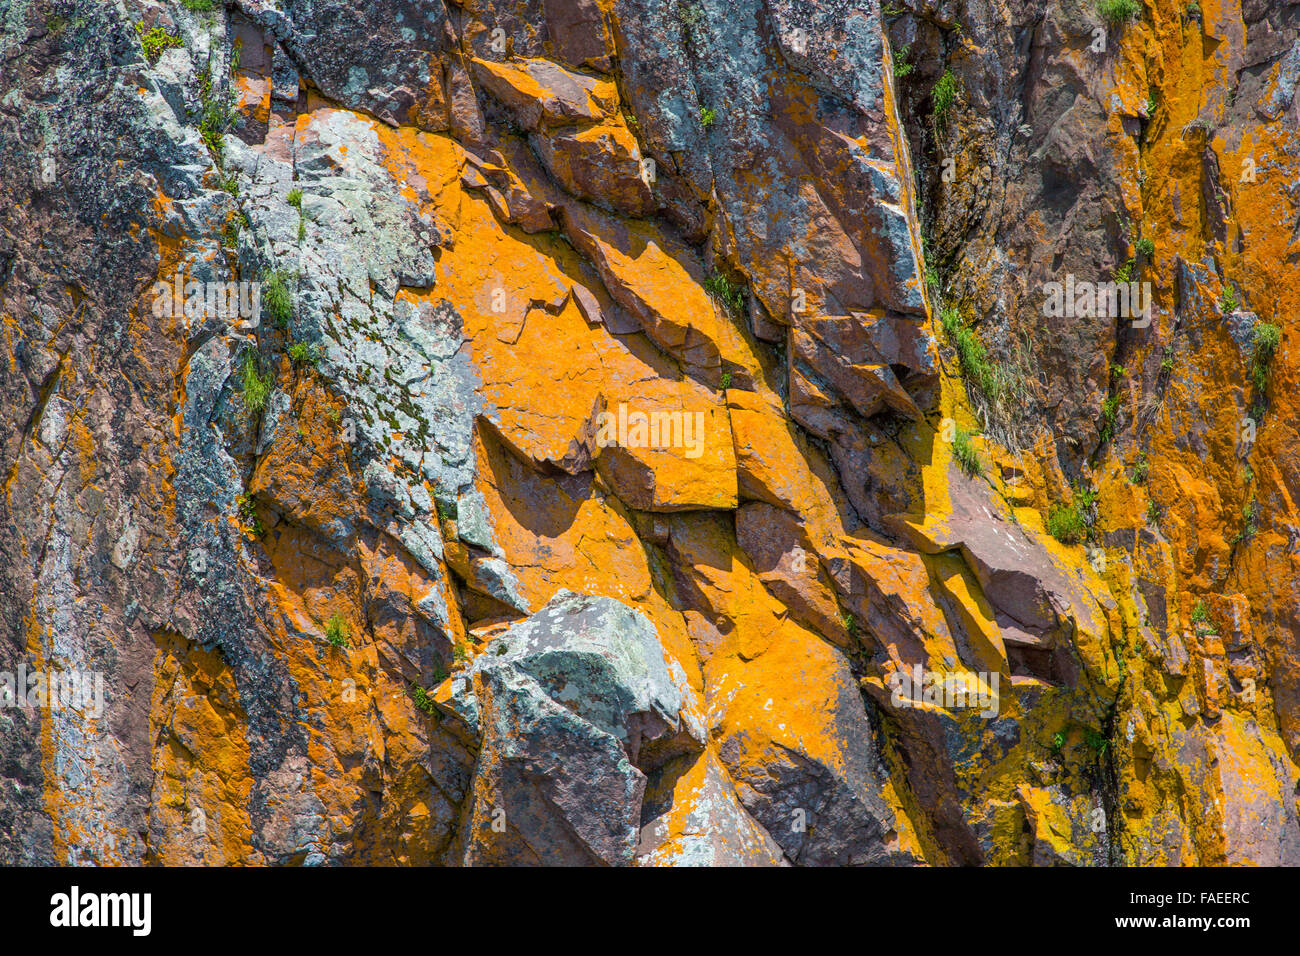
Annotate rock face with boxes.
[0,0,1298,867]
[445,591,708,865]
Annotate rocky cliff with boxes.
[1,0,1297,866]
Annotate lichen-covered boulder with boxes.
[446,591,707,865]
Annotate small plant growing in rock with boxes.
[893,45,914,79]
[240,353,272,412]
[237,491,264,537]
[1255,320,1280,350]
[938,303,959,335]
[1051,731,1066,753]
[1184,1,1201,20]
[324,613,350,648]
[182,0,221,10]
[1136,237,1154,259]
[136,22,183,63]
[698,105,717,128]
[262,268,293,327]
[196,61,237,160]
[720,370,732,391]
[1145,498,1159,527]
[1047,489,1093,544]
[932,70,957,125]
[1085,728,1110,758]
[1099,393,1121,444]
[704,273,744,315]
[1251,322,1281,392]
[221,217,241,250]
[940,306,1002,401]
[1219,283,1239,313]
[1190,599,1219,635]
[1047,505,1085,543]
[409,683,437,715]
[288,341,316,366]
[1128,452,1149,484]
[288,183,305,240]
[1238,493,1260,541]
[952,426,983,476]
[1098,0,1141,25]
[1113,260,1134,283]
[1161,343,1176,373]
[841,611,859,637]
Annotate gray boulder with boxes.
[446,591,706,865]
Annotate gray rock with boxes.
[448,590,705,865]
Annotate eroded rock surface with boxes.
[1,0,1298,866]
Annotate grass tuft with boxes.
[1251,322,1281,393]
[1190,599,1219,635]
[952,426,983,476]
[941,306,1003,401]
[262,268,293,327]
[1099,393,1121,444]
[1098,0,1142,25]
[932,70,957,125]
[288,341,316,366]
[240,353,272,413]
[324,613,350,648]
[1047,487,1096,545]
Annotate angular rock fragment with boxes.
[446,591,706,865]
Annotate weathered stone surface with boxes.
[709,627,922,866]
[636,750,787,866]
[446,591,705,865]
[4,0,1299,870]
